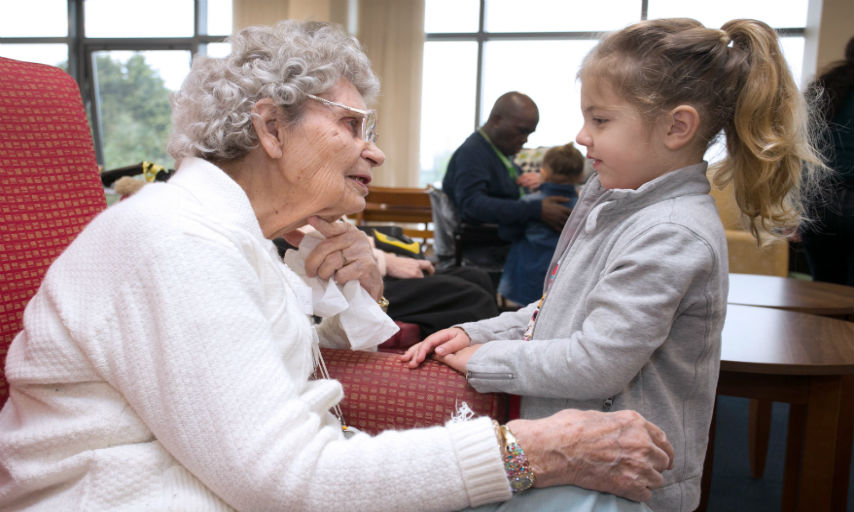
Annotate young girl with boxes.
[403,18,824,512]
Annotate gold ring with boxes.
[377,296,389,312]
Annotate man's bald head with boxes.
[490,92,538,119]
[483,92,539,156]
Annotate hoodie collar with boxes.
[580,162,710,229]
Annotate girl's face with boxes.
[575,81,670,190]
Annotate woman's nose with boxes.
[363,142,385,167]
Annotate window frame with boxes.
[0,0,229,166]
[425,0,806,135]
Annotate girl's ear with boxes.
[251,98,284,159]
[663,105,700,150]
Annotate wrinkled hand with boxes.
[287,216,384,300]
[540,195,572,232]
[385,253,435,279]
[516,172,543,189]
[400,327,471,368]
[509,409,674,503]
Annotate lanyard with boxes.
[478,129,522,193]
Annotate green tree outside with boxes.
[93,53,174,172]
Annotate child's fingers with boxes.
[434,340,452,355]
[401,330,455,368]
[434,336,463,355]
[400,342,432,368]
[435,328,471,356]
[400,343,421,364]
[412,338,442,367]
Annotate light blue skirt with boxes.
[462,486,651,512]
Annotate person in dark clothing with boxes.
[802,35,854,285]
[383,265,499,337]
[441,92,572,268]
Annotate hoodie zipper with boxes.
[466,371,514,381]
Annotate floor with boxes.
[705,395,854,511]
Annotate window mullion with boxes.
[474,0,485,131]
[195,0,206,56]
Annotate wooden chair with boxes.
[353,185,434,244]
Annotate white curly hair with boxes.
[167,20,379,161]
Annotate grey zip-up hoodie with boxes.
[460,163,728,512]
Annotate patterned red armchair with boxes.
[0,57,106,405]
[0,57,508,430]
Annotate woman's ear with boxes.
[663,105,700,150]
[252,98,285,159]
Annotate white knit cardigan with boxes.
[0,158,510,511]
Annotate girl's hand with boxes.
[295,216,384,300]
[400,327,471,368]
[434,344,482,374]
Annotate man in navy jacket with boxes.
[442,92,572,267]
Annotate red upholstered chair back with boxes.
[0,57,106,405]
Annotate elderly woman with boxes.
[0,21,672,511]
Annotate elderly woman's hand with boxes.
[510,409,674,503]
[296,216,384,300]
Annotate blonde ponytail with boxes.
[713,19,825,243]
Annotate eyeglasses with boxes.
[306,93,378,144]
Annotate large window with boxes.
[420,0,809,185]
[0,0,232,172]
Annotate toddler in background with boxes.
[498,142,585,306]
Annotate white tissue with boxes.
[284,231,399,350]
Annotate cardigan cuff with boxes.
[445,416,513,507]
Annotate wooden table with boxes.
[727,273,854,480]
[701,304,854,511]
[728,273,854,318]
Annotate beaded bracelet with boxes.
[492,420,535,494]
